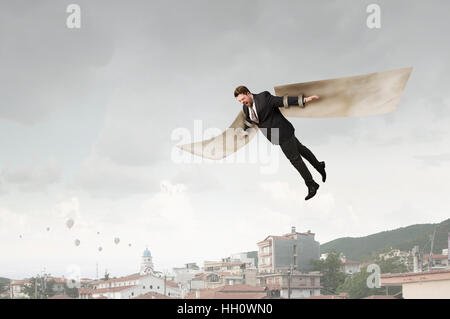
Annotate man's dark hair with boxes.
[234,86,251,97]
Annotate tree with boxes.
[376,256,407,274]
[102,270,110,281]
[44,279,57,298]
[311,250,346,295]
[337,262,403,299]
[64,283,79,298]
[336,267,379,299]
[22,278,37,299]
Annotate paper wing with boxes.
[176,110,259,160]
[275,67,413,118]
[176,67,412,160]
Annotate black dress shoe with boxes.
[305,181,320,201]
[319,161,326,183]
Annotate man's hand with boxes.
[305,95,319,104]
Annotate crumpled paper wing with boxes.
[177,67,412,159]
[276,67,413,118]
[176,110,259,160]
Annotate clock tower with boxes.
[140,247,154,275]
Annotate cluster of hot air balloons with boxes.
[19,217,134,251]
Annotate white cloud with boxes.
[0,177,8,196]
[0,207,27,232]
[68,153,160,198]
[1,157,63,192]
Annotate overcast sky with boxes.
[1,0,450,280]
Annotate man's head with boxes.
[234,85,253,107]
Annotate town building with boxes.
[378,248,411,261]
[339,256,361,275]
[320,252,362,275]
[422,250,449,270]
[257,270,322,299]
[257,227,320,273]
[140,247,154,275]
[381,269,450,299]
[172,263,202,286]
[132,291,176,299]
[9,276,67,299]
[184,284,267,299]
[9,279,31,299]
[79,248,181,299]
[308,292,349,299]
[80,272,181,299]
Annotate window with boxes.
[143,286,145,289]
[150,285,153,289]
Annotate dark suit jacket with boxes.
[243,91,304,145]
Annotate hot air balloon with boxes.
[66,218,74,229]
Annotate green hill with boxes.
[320,218,450,262]
[0,277,10,293]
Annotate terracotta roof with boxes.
[165,281,179,288]
[382,269,450,278]
[132,292,176,299]
[92,274,145,286]
[308,292,349,299]
[48,295,73,299]
[308,295,347,299]
[215,272,233,277]
[185,284,266,299]
[79,285,135,295]
[10,279,31,285]
[217,284,265,292]
[211,292,267,299]
[360,262,374,268]
[381,269,450,285]
[193,273,207,280]
[423,254,449,260]
[185,290,266,299]
[362,295,397,299]
[257,232,315,245]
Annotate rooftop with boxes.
[132,292,176,299]
[381,269,450,286]
[79,285,135,295]
[184,284,267,299]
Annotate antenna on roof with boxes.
[428,227,437,271]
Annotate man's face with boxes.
[236,93,253,107]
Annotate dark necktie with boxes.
[250,106,259,123]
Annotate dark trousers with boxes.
[280,135,321,187]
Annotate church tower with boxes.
[140,247,154,275]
